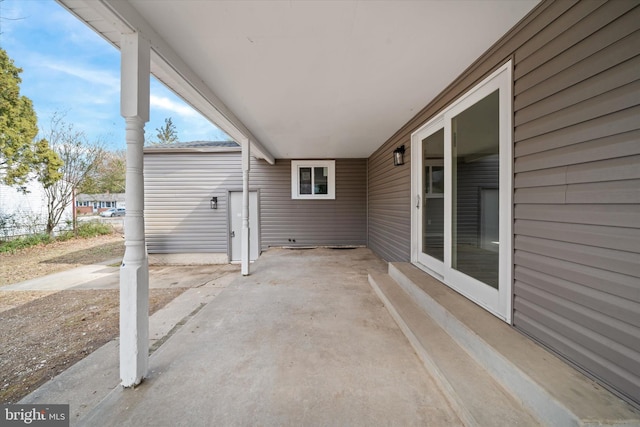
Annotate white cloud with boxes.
[150,95,199,118]
[44,61,120,90]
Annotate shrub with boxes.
[0,221,114,253]
[58,221,113,240]
[0,233,52,253]
[74,221,114,238]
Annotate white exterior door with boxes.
[411,61,513,322]
[230,191,259,262]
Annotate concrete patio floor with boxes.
[62,248,462,426]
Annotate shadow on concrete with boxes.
[41,240,124,266]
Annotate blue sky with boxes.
[0,0,230,151]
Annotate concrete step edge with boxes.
[368,273,475,427]
[388,262,640,427]
[368,272,541,427]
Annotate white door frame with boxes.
[411,60,513,323]
[411,116,445,279]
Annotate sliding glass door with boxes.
[415,120,445,275]
[451,89,500,289]
[411,61,512,322]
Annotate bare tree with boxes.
[36,114,104,235]
[149,117,178,145]
[78,149,125,194]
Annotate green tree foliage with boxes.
[33,138,63,187]
[150,117,178,145]
[0,47,56,186]
[77,149,125,194]
[36,114,105,235]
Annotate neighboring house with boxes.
[0,178,72,238]
[61,0,640,412]
[76,193,125,214]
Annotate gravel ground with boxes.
[0,233,187,403]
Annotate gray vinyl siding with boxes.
[367,0,640,406]
[144,155,367,254]
[144,151,241,253]
[367,145,411,261]
[367,0,578,262]
[253,159,367,249]
[512,1,640,406]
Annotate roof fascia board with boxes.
[61,0,274,164]
[143,146,242,154]
[101,0,274,164]
[147,52,276,164]
[146,53,275,161]
[55,0,130,49]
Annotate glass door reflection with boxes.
[451,90,500,289]
[422,129,444,262]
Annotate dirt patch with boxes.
[0,232,190,404]
[0,288,185,403]
[0,234,125,287]
[0,291,57,313]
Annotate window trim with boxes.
[291,160,336,200]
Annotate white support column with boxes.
[241,140,250,276]
[119,32,150,388]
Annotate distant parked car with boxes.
[100,208,125,217]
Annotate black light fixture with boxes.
[210,196,218,210]
[393,145,405,166]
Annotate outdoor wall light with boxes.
[210,196,218,210]
[393,145,405,166]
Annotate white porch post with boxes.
[241,140,250,276]
[119,32,150,387]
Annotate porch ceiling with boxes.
[58,0,539,159]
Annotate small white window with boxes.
[291,160,335,199]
